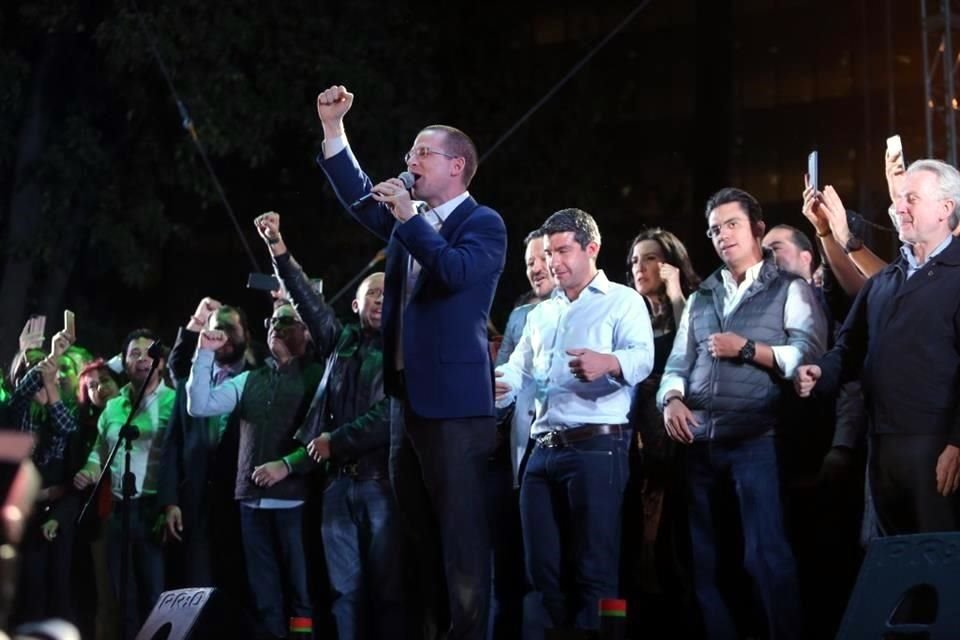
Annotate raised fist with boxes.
[316,85,354,124]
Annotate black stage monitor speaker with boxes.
[135,588,243,640]
[837,532,960,638]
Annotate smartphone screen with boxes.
[246,272,281,292]
[807,151,819,192]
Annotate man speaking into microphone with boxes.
[315,85,507,640]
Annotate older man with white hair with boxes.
[797,158,960,535]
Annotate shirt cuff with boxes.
[656,378,685,410]
[772,345,803,379]
[322,134,348,158]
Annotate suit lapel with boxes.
[410,197,479,297]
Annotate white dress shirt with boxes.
[495,270,654,435]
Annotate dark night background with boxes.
[0,0,924,363]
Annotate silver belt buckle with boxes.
[536,431,563,448]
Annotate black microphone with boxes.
[350,171,415,210]
[147,340,166,360]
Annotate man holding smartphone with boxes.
[797,158,960,536]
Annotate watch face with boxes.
[846,236,864,252]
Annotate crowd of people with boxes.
[2,82,959,640]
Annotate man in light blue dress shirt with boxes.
[495,208,654,638]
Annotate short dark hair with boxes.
[420,125,478,187]
[770,224,818,271]
[540,208,601,250]
[704,187,764,226]
[627,228,702,295]
[121,328,164,361]
[523,228,543,247]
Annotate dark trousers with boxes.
[519,433,629,639]
[239,504,311,640]
[687,437,800,640]
[321,476,403,640]
[106,497,165,640]
[871,433,960,535]
[486,448,524,640]
[389,398,496,640]
[12,505,77,625]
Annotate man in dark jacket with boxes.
[658,188,826,640]
[797,158,960,536]
[186,301,328,640]
[255,211,401,640]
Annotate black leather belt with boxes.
[533,424,627,448]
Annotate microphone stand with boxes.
[77,355,163,640]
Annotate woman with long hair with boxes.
[622,228,701,638]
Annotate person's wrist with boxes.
[815,226,831,238]
[833,227,851,246]
[321,120,345,139]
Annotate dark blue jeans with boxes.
[321,476,403,640]
[687,436,800,640]
[106,496,165,640]
[519,433,629,639]
[239,504,311,640]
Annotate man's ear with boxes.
[586,241,600,260]
[449,157,466,179]
[351,299,360,315]
[754,220,766,238]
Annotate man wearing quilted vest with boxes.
[657,188,827,640]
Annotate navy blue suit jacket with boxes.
[318,146,507,419]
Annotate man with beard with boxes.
[187,303,326,640]
[74,329,175,640]
[157,298,254,592]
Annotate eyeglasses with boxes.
[404,146,458,163]
[264,316,304,330]
[705,218,743,238]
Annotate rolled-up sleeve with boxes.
[656,292,698,408]
[494,323,534,410]
[773,280,827,379]
[610,292,655,386]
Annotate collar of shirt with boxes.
[899,234,953,272]
[119,382,171,411]
[550,270,611,303]
[420,191,470,227]
[720,259,764,297]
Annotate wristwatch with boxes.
[843,235,864,254]
[738,339,756,363]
